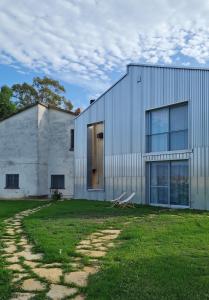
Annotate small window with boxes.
[70,129,74,151]
[5,174,19,189]
[51,175,65,189]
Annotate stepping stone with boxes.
[64,271,89,287]
[16,251,43,261]
[99,229,121,235]
[10,292,35,300]
[7,263,24,272]
[79,240,91,246]
[33,268,62,283]
[76,245,92,250]
[21,278,46,291]
[5,256,19,263]
[41,263,62,268]
[73,295,85,300]
[12,273,28,283]
[83,266,99,274]
[4,244,17,253]
[106,242,115,248]
[94,246,107,251]
[6,229,16,235]
[77,249,106,258]
[64,268,98,287]
[47,284,77,299]
[24,260,38,268]
[98,235,119,241]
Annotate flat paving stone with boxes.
[33,268,62,283]
[10,292,35,300]
[99,229,121,235]
[7,264,24,272]
[5,256,19,263]
[77,249,106,258]
[21,278,46,291]
[64,271,89,287]
[12,273,28,283]
[47,284,77,300]
[24,260,38,268]
[73,295,85,300]
[16,250,43,261]
[4,244,17,253]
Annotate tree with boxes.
[12,76,73,110]
[0,86,16,120]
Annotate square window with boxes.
[51,175,65,189]
[6,174,19,189]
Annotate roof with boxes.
[0,102,75,122]
[75,62,209,119]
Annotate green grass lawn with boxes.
[23,200,209,300]
[0,200,48,300]
[2,200,209,299]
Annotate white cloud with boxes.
[1,0,209,96]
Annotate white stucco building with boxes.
[0,103,75,199]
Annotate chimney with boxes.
[90,99,95,105]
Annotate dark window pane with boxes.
[150,187,169,204]
[151,162,169,186]
[151,108,169,134]
[150,133,168,152]
[70,129,74,151]
[170,104,188,131]
[170,161,189,206]
[6,174,19,189]
[170,130,188,150]
[51,175,65,189]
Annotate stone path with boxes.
[1,205,121,300]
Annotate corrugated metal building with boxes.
[74,64,209,210]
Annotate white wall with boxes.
[0,104,75,199]
[47,108,74,198]
[0,106,39,198]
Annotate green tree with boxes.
[12,76,73,110]
[0,86,16,120]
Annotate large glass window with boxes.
[87,122,104,189]
[146,103,188,152]
[148,160,189,206]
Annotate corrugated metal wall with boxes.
[75,64,209,210]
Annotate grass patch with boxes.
[24,200,209,299]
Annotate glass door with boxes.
[170,161,189,206]
[150,162,169,205]
[149,160,189,207]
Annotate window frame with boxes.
[70,129,74,151]
[146,102,188,153]
[147,160,190,208]
[87,121,105,191]
[50,175,65,190]
[5,174,19,189]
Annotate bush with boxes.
[51,190,63,201]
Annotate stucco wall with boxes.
[47,108,74,198]
[0,106,39,198]
[0,104,75,199]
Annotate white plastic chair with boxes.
[118,192,136,208]
[110,192,126,207]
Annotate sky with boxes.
[1,0,209,110]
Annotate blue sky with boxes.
[1,0,209,111]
